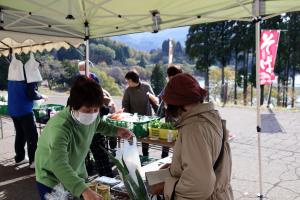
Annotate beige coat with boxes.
[164,102,233,200]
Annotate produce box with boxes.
[149,128,178,140]
[33,104,64,124]
[106,113,159,138]
[0,102,8,115]
[148,120,178,140]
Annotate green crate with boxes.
[0,103,8,115]
[33,104,64,123]
[106,115,158,138]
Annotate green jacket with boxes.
[35,108,117,198]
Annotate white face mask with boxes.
[72,111,98,125]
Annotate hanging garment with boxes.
[7,54,25,81]
[24,52,43,83]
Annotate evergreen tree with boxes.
[0,56,9,90]
[90,44,115,65]
[151,63,165,95]
[62,60,78,86]
[162,39,176,57]
[138,55,147,68]
[186,23,218,101]
[57,47,82,61]
[174,42,183,57]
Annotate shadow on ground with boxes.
[261,109,285,134]
[0,158,39,200]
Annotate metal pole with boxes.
[254,0,263,198]
[85,39,89,76]
[84,21,90,77]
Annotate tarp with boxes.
[0,31,82,56]
[1,0,300,39]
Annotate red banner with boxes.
[260,30,280,85]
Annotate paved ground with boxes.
[1,96,300,199]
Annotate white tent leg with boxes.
[85,39,89,76]
[254,0,263,199]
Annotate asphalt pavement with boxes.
[1,95,300,200]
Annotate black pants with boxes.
[161,146,170,158]
[12,113,38,164]
[142,143,149,157]
[142,144,169,158]
[89,134,117,177]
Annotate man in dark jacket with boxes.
[122,70,156,156]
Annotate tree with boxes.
[186,23,218,101]
[151,64,165,95]
[0,56,9,90]
[138,55,147,68]
[130,66,151,81]
[174,42,184,57]
[286,12,300,107]
[214,21,234,104]
[108,67,125,85]
[37,55,64,90]
[57,47,82,61]
[126,58,137,66]
[162,40,175,57]
[90,68,121,96]
[209,66,221,100]
[90,44,115,65]
[230,21,243,104]
[62,60,78,86]
[150,49,163,63]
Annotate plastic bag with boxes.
[123,137,142,185]
[44,183,70,200]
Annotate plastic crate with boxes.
[0,103,8,115]
[149,128,178,140]
[106,115,159,138]
[33,104,64,124]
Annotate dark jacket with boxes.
[122,82,154,116]
[8,81,43,117]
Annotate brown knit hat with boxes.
[162,73,207,106]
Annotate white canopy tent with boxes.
[1,1,300,198]
[0,31,82,56]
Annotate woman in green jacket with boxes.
[35,76,132,200]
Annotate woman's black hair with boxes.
[167,65,183,77]
[67,75,103,110]
[125,71,140,83]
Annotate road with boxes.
[1,96,300,199]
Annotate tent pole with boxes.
[84,21,90,77]
[254,0,263,199]
[85,39,89,76]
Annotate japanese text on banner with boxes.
[260,30,280,85]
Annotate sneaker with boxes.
[29,162,35,169]
[15,158,29,165]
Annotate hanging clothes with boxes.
[24,52,43,83]
[7,54,25,81]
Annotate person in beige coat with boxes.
[150,73,233,200]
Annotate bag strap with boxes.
[213,120,226,170]
[198,113,226,170]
